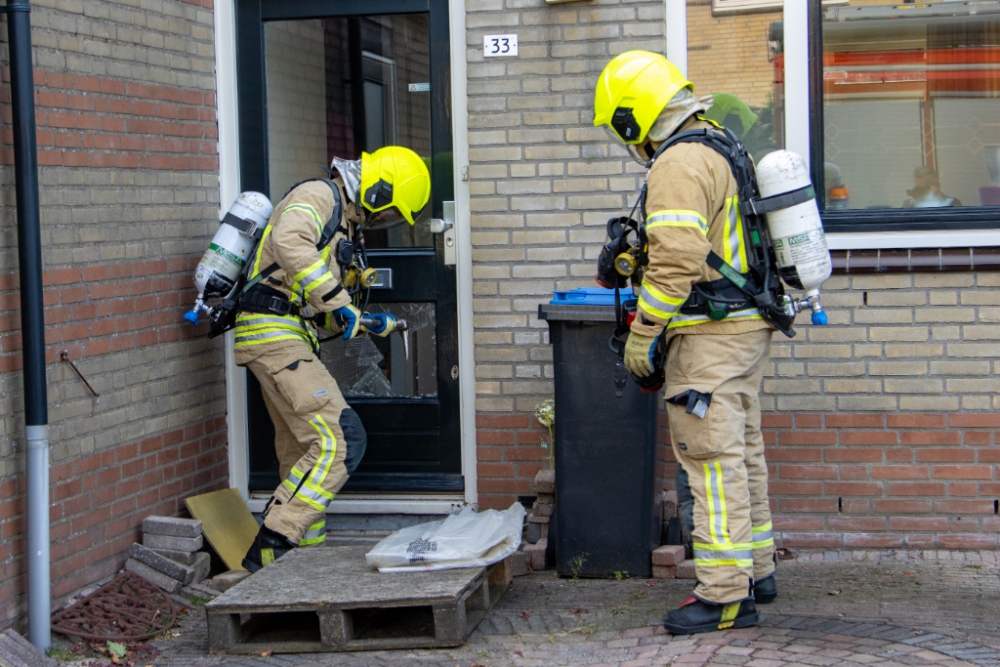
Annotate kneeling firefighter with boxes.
[594,51,830,634]
[234,146,431,571]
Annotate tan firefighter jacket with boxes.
[233,177,363,365]
[630,117,774,341]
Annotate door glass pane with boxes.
[264,15,433,247]
[821,1,1000,210]
[322,303,437,398]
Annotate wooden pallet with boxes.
[205,546,512,653]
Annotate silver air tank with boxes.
[755,150,832,325]
[183,191,273,325]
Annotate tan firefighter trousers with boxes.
[665,328,774,604]
[245,342,366,546]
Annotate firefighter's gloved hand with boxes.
[362,313,396,337]
[624,331,659,377]
[333,304,362,340]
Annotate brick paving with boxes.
[82,550,1000,667]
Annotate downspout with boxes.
[4,0,50,651]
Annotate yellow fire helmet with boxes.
[593,51,693,145]
[359,146,431,226]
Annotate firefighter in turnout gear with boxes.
[594,51,777,634]
[239,146,431,572]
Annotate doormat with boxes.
[51,572,178,642]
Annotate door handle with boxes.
[431,201,456,266]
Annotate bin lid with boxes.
[550,287,618,306]
[539,287,623,322]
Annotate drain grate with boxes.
[51,572,179,642]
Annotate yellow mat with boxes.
[185,488,260,571]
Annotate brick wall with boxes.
[686,1,778,108]
[763,272,1000,549]
[465,0,1000,549]
[465,0,666,504]
[0,0,226,628]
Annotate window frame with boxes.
[807,0,1000,235]
[715,0,845,15]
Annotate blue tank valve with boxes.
[811,310,828,326]
[183,310,200,325]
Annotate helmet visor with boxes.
[363,206,408,231]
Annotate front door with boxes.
[235,0,460,494]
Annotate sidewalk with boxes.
[120,550,1000,666]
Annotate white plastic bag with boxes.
[365,502,526,572]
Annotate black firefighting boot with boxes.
[663,595,759,635]
[242,525,297,573]
[753,574,778,604]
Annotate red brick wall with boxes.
[0,416,227,625]
[0,70,218,172]
[477,412,1000,548]
[766,413,1000,550]
[0,258,209,372]
[0,0,226,630]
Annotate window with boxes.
[811,0,1000,232]
[688,0,783,162]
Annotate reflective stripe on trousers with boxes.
[752,520,773,551]
[299,518,326,546]
[694,461,754,570]
[280,415,338,513]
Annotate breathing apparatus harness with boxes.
[208,178,374,342]
[601,122,802,395]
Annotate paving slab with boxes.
[143,515,203,538]
[136,550,1000,667]
[130,543,197,583]
[144,533,204,553]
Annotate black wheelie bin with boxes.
[538,288,661,578]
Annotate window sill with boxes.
[830,247,1000,275]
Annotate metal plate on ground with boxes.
[204,546,509,653]
[185,488,259,571]
[50,572,178,642]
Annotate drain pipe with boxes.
[4,0,50,651]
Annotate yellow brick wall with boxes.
[686,1,779,109]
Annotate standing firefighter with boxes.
[593,52,778,634]
[238,146,431,572]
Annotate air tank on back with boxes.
[755,150,832,325]
[183,191,273,325]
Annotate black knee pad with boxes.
[339,408,367,475]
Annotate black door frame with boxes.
[234,0,462,493]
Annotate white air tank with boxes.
[755,150,832,325]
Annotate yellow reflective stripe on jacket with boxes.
[751,521,774,549]
[645,209,709,236]
[292,259,335,302]
[667,307,762,330]
[723,195,749,274]
[234,312,316,348]
[638,282,686,321]
[250,225,274,278]
[282,203,324,237]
